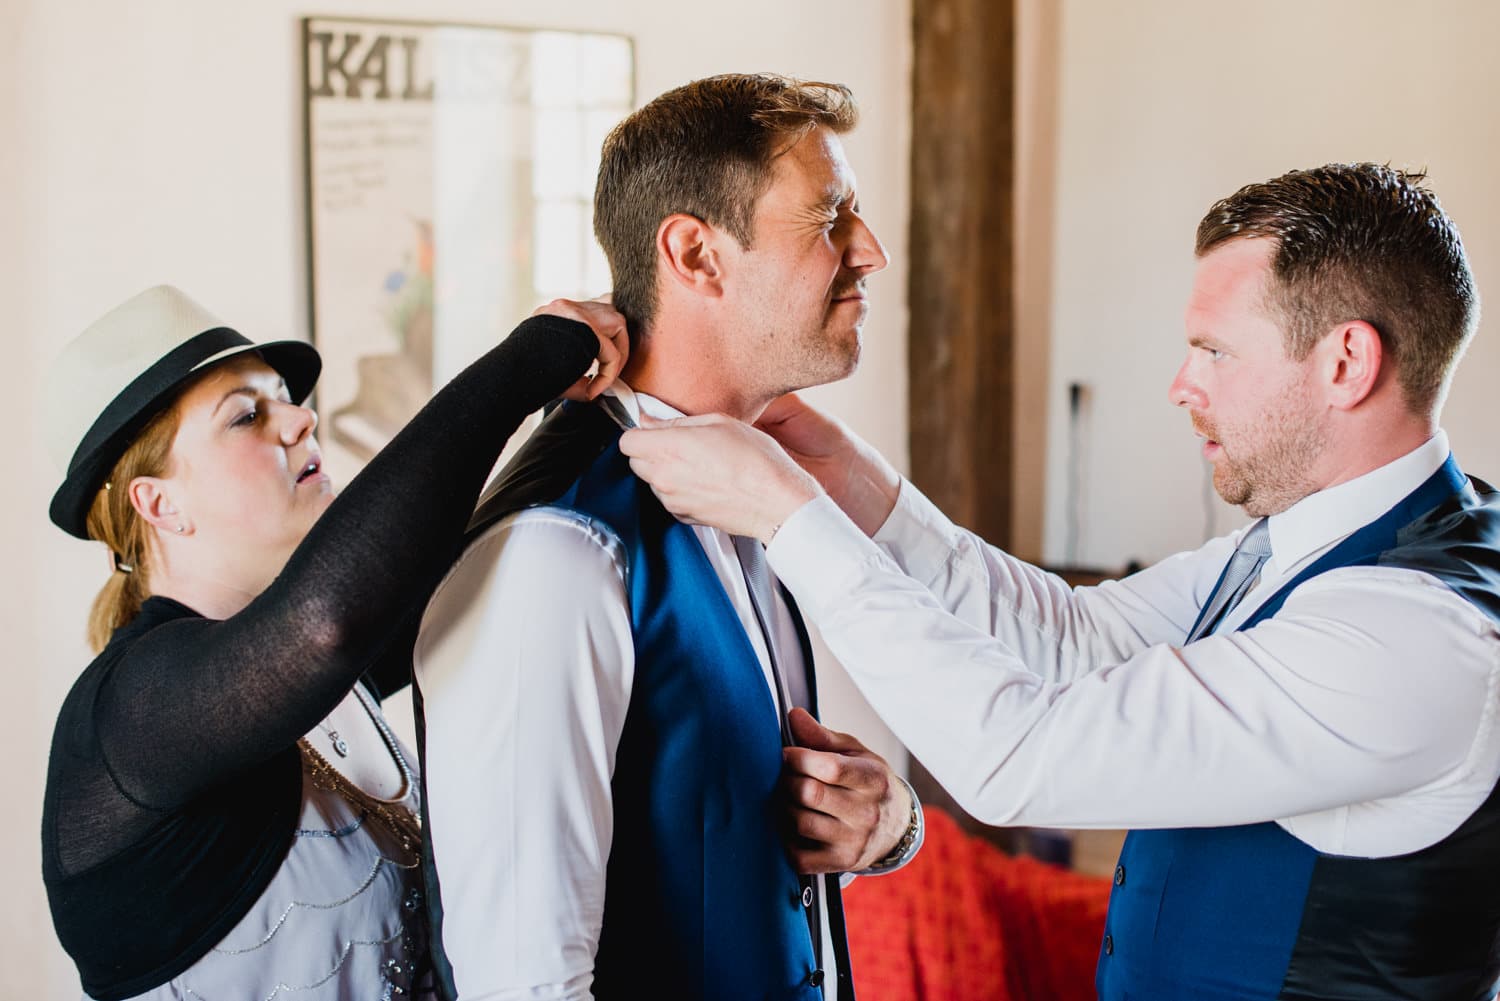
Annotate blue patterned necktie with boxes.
[1187,519,1273,642]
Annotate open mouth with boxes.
[296,458,322,484]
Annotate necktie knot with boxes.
[1186,519,1272,642]
[1237,518,1273,560]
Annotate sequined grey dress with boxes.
[117,688,434,1001]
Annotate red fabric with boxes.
[843,808,1112,1001]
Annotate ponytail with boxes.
[83,407,180,653]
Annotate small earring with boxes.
[175,525,186,534]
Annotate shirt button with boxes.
[1113,865,1126,886]
[1104,934,1114,956]
[801,885,814,908]
[808,970,825,987]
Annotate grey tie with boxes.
[731,534,826,984]
[1186,519,1273,642]
[731,534,796,745]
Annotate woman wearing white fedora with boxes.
[39,285,626,1000]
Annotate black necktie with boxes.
[596,393,636,430]
[1188,519,1273,642]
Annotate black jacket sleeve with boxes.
[94,315,597,808]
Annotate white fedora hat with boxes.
[45,285,321,539]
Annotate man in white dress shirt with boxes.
[414,75,922,1001]
[620,164,1500,999]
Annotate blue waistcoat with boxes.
[1097,457,1500,1001]
[416,402,848,1001]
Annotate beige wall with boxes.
[2,2,911,994]
[1012,0,1063,560]
[1030,0,1500,569]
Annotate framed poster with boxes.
[302,17,633,482]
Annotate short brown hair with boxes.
[594,74,859,339]
[1196,163,1479,416]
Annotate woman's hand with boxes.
[619,414,822,544]
[756,394,901,537]
[533,295,630,401]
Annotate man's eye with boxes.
[232,408,259,427]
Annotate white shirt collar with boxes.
[1264,430,1450,570]
[601,381,686,424]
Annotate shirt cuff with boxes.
[767,494,890,621]
[870,478,963,586]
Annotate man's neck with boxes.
[1314,413,1437,495]
[623,337,772,424]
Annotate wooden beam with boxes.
[907,0,1017,848]
[909,0,1014,546]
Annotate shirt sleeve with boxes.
[868,478,1239,683]
[770,495,1499,846]
[415,509,633,1001]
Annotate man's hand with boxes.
[532,295,629,401]
[619,414,821,544]
[756,394,901,537]
[781,707,913,874]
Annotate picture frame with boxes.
[301,16,634,481]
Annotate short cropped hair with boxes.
[1195,163,1479,416]
[594,73,859,338]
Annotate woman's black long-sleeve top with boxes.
[40,316,597,1000]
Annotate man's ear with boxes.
[128,476,190,536]
[657,213,727,298]
[1319,320,1384,411]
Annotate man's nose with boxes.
[1168,359,1205,410]
[847,215,890,276]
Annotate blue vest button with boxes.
[1104,934,1114,955]
[1114,864,1126,886]
[808,970,825,987]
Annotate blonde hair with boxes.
[83,407,181,653]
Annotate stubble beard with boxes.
[753,272,868,397]
[771,309,864,398]
[1204,383,1327,519]
[814,276,867,382]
